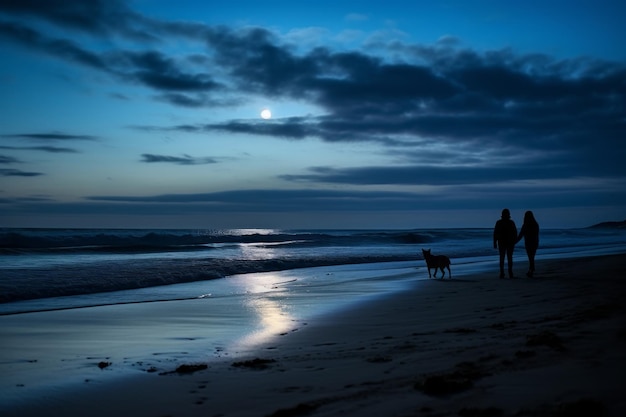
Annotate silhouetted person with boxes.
[516,210,539,277]
[493,208,517,278]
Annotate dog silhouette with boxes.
[421,248,452,279]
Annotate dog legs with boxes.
[435,265,451,279]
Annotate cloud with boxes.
[0,168,43,177]
[123,50,221,92]
[0,145,79,153]
[155,92,214,108]
[0,19,222,102]
[45,185,618,214]
[0,21,110,70]
[3,132,97,141]
[203,118,316,139]
[140,154,219,165]
[0,155,20,164]
[0,0,152,40]
[81,188,469,211]
[279,164,582,186]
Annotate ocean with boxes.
[2,227,626,316]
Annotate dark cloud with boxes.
[0,154,20,164]
[0,0,152,40]
[13,195,54,202]
[145,28,624,164]
[123,50,220,92]
[83,188,459,211]
[204,118,315,139]
[279,164,583,186]
[155,93,211,108]
[0,168,43,177]
[3,132,97,141]
[140,154,218,165]
[47,186,618,214]
[0,21,109,70]
[0,145,79,153]
[0,21,222,100]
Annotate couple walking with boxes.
[493,208,539,278]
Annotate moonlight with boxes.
[260,108,272,119]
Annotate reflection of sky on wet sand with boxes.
[238,295,294,348]
[230,273,297,350]
[0,262,428,406]
[229,262,423,351]
[232,242,298,348]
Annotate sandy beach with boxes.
[2,253,626,417]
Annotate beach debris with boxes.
[414,361,488,397]
[175,363,208,374]
[157,363,209,376]
[97,361,111,369]
[526,330,566,351]
[231,358,276,370]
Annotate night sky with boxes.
[1,0,625,229]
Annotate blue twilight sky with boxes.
[1,0,625,229]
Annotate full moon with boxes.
[260,109,272,119]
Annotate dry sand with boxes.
[2,253,626,417]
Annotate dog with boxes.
[421,248,452,279]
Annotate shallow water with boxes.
[0,261,424,406]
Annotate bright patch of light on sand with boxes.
[260,108,272,119]
[233,273,295,349]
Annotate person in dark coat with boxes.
[517,210,540,277]
[493,208,517,278]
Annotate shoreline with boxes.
[2,253,626,416]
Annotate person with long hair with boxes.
[493,208,518,278]
[517,210,540,277]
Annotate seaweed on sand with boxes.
[232,358,276,370]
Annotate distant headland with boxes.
[588,220,626,229]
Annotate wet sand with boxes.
[1,253,625,416]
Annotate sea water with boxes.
[2,227,626,315]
